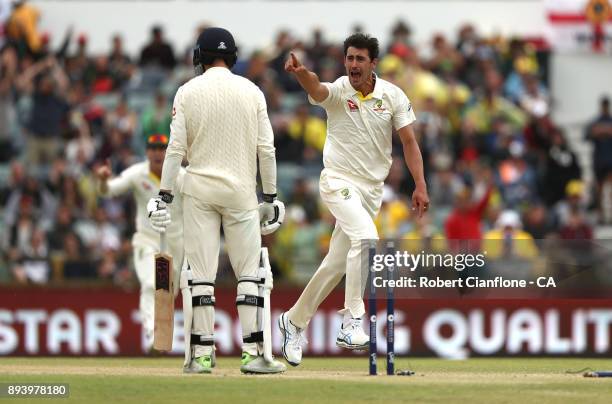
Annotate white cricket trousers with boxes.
[183,194,261,357]
[133,233,183,346]
[288,168,383,328]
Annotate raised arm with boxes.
[285,52,329,103]
[95,160,132,197]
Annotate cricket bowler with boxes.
[146,27,286,374]
[279,33,429,366]
[95,134,185,351]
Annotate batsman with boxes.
[147,27,286,374]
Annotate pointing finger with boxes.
[290,52,299,66]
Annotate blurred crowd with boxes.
[1,1,611,286]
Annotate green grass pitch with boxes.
[1,357,611,403]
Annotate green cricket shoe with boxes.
[183,355,213,374]
[241,352,256,366]
[240,352,286,374]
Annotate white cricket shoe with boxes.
[278,311,307,367]
[336,317,369,350]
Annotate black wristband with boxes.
[262,193,277,203]
[159,190,174,204]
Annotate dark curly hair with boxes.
[343,33,379,60]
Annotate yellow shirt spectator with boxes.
[375,189,411,238]
[6,2,41,54]
[482,210,538,259]
[287,104,326,152]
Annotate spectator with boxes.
[483,210,538,260]
[415,95,451,173]
[5,0,41,57]
[105,96,137,138]
[65,33,91,84]
[89,56,116,94]
[75,206,120,259]
[0,0,12,48]
[523,110,556,154]
[16,228,50,283]
[267,30,301,93]
[16,56,70,167]
[542,128,581,206]
[0,160,25,206]
[554,179,589,228]
[286,103,326,159]
[284,205,328,283]
[139,25,176,70]
[3,174,56,231]
[600,171,612,225]
[242,50,272,88]
[445,180,493,245]
[504,55,542,103]
[402,213,447,253]
[49,205,76,252]
[108,34,132,88]
[455,24,479,78]
[305,28,329,75]
[387,20,413,56]
[4,196,35,257]
[496,141,537,208]
[384,157,412,197]
[464,69,526,136]
[375,186,411,238]
[97,248,118,280]
[585,96,612,185]
[140,92,171,139]
[428,154,463,212]
[558,210,593,240]
[518,73,549,121]
[61,232,96,279]
[288,177,319,222]
[523,203,554,240]
[274,124,305,165]
[0,44,17,162]
[555,209,595,278]
[425,33,463,77]
[57,176,86,219]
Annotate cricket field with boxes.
[1,357,611,403]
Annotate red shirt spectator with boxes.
[445,185,492,245]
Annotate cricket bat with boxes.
[154,232,174,351]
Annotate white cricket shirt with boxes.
[310,75,416,183]
[102,161,185,244]
[162,66,277,210]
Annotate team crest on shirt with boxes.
[347,99,359,112]
[373,99,386,113]
[142,181,152,191]
[341,188,351,200]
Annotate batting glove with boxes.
[259,194,285,235]
[147,196,171,233]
